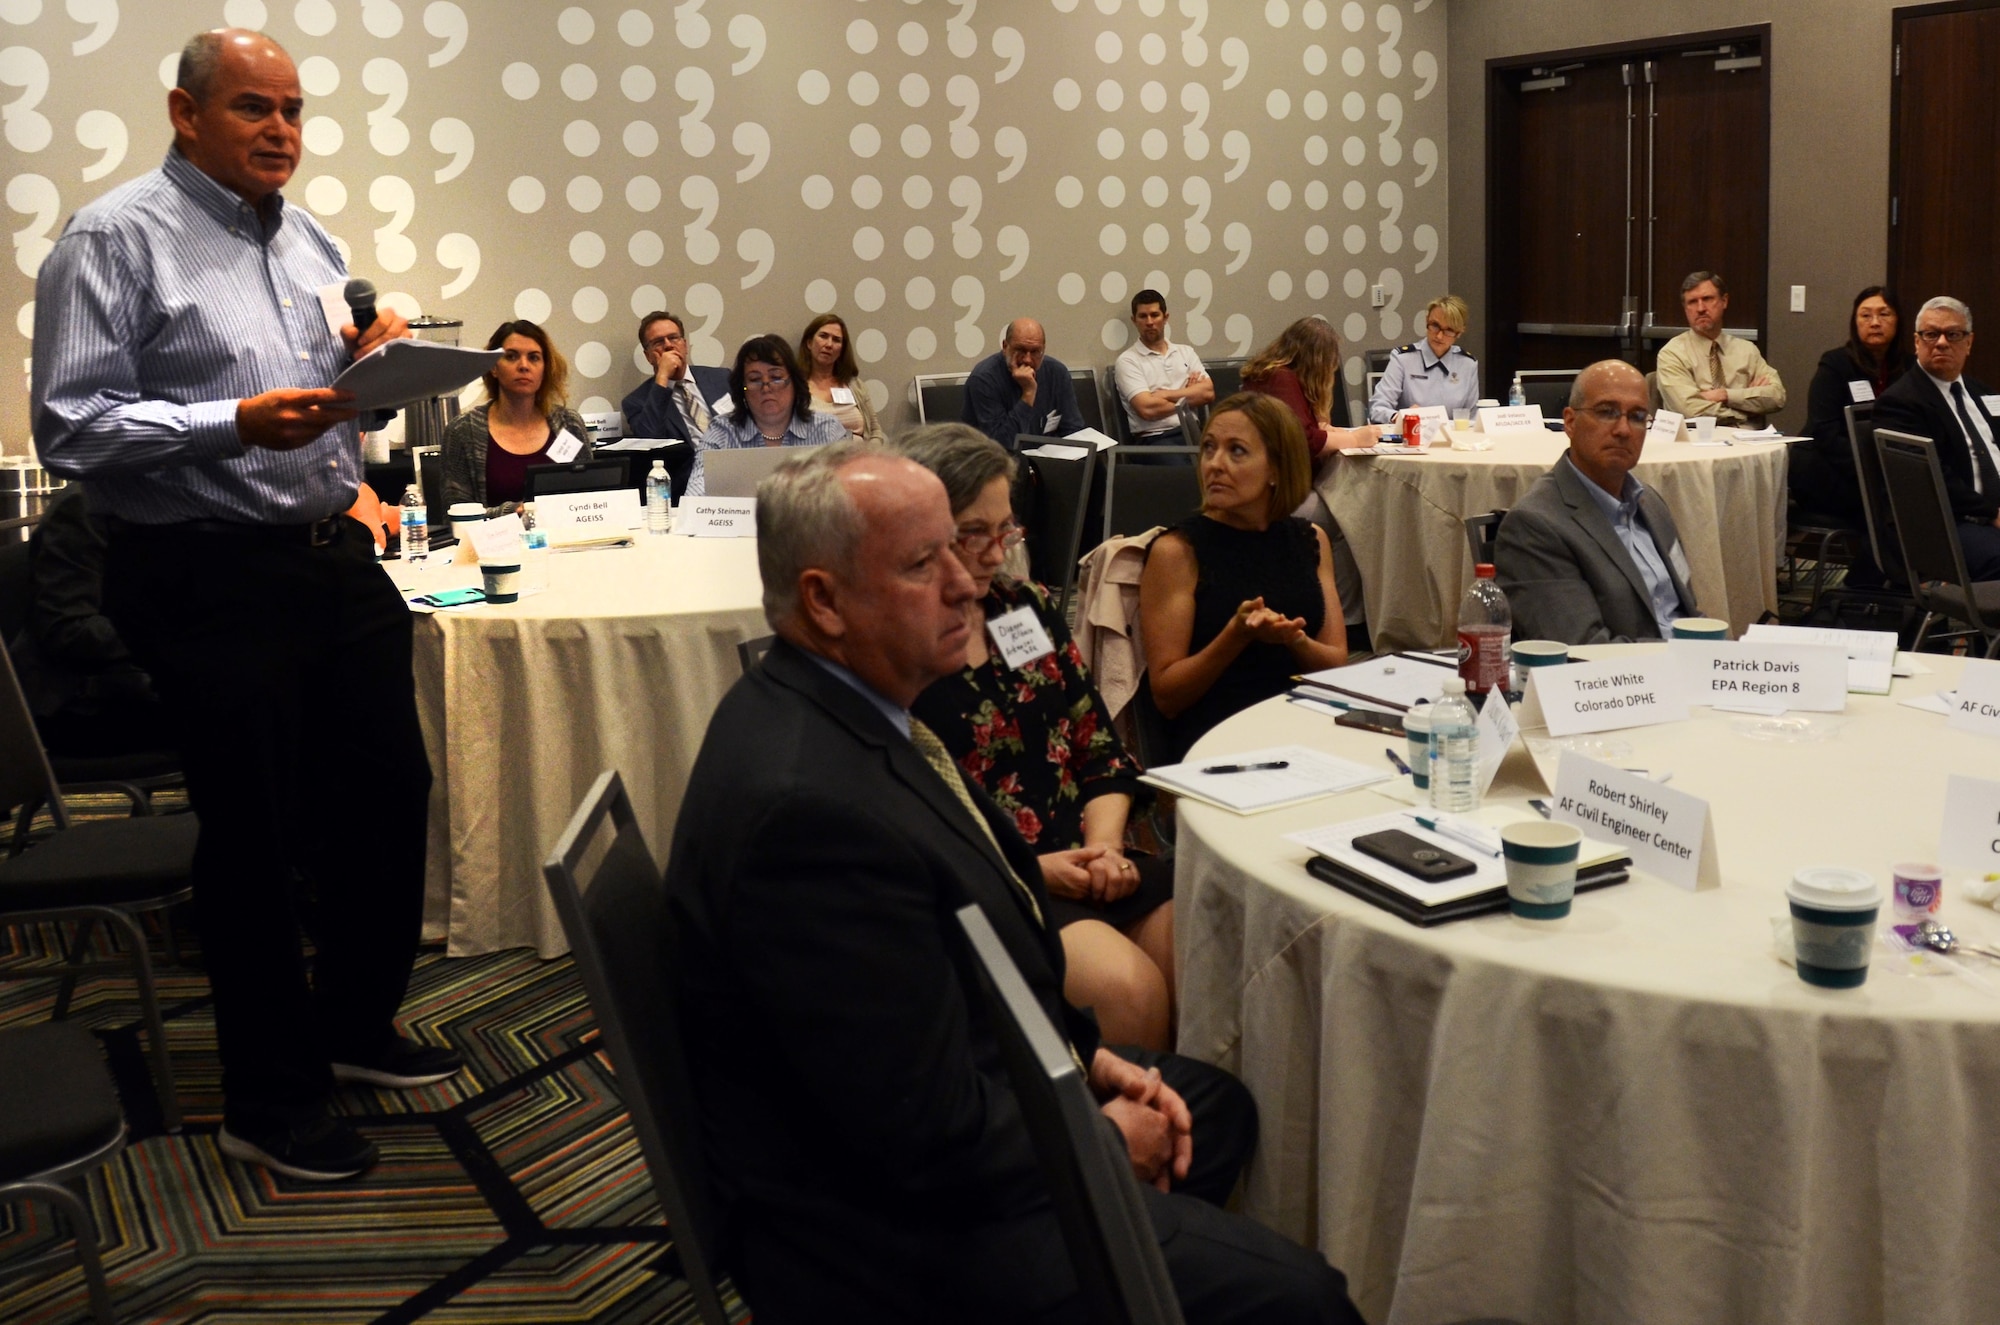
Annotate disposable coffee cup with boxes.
[1892,862,1944,919]
[1402,705,1431,791]
[1787,867,1880,989]
[481,562,521,604]
[1671,617,1730,640]
[1690,416,1717,443]
[1501,822,1582,919]
[447,502,485,543]
[1510,640,1569,699]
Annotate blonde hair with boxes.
[1242,317,1341,422]
[1206,392,1312,522]
[1425,295,1469,335]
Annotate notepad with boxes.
[331,339,502,411]
[1141,745,1388,813]
[1294,654,1454,713]
[1288,807,1628,907]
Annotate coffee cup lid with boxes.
[448,502,485,516]
[1788,867,1879,911]
[1402,705,1430,731]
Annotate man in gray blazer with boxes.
[1494,360,1701,644]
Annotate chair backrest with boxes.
[1364,370,1385,405]
[1845,403,1896,578]
[0,640,66,830]
[525,457,630,499]
[1873,431,1985,622]
[1204,358,1244,401]
[417,448,450,541]
[1464,509,1508,568]
[1362,347,1392,375]
[1018,446,1098,619]
[735,634,775,675]
[915,372,970,425]
[1071,367,1106,433]
[1102,447,1202,542]
[542,771,730,1325]
[954,904,1184,1325]
[1175,403,1203,447]
[0,531,34,644]
[1644,371,1663,413]
[1519,376,1575,416]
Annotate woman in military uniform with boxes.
[1367,294,1481,424]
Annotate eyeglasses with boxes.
[1581,403,1653,430]
[1425,320,1461,337]
[954,520,1025,555]
[1915,328,1970,345]
[742,374,791,392]
[643,335,682,351]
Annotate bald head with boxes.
[176,29,292,104]
[169,28,303,205]
[1562,359,1653,496]
[1001,317,1048,379]
[1566,359,1646,410]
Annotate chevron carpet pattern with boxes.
[0,794,748,1324]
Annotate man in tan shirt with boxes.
[1654,271,1787,426]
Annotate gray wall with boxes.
[2,0,1449,455]
[1447,0,1908,431]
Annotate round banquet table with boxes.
[385,535,766,957]
[1173,649,2000,1325]
[1317,428,1790,653]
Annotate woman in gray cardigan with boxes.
[441,319,592,517]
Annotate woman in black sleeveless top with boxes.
[1139,393,1350,761]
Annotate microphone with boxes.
[344,277,378,335]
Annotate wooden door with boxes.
[1646,46,1769,338]
[1890,2,2000,323]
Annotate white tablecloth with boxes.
[1175,652,2000,1325]
[1318,430,1790,652]
[385,535,766,956]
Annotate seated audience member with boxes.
[798,313,885,444]
[683,334,846,497]
[619,310,730,442]
[963,317,1087,446]
[1873,295,2000,582]
[6,486,172,757]
[898,424,1176,1051]
[1795,286,1912,529]
[1114,289,1213,447]
[1140,394,1349,762]
[1241,317,1381,457]
[1655,271,1787,426]
[1494,360,1701,644]
[662,440,1362,1323]
[1367,295,1481,424]
[441,320,591,516]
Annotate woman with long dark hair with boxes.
[1795,286,1913,526]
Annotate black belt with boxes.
[106,514,349,546]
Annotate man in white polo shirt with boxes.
[1113,289,1213,457]
[1873,295,2000,581]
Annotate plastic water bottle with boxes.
[1457,563,1512,699]
[1508,374,1526,407]
[1428,676,1480,814]
[399,487,427,566]
[646,459,672,535]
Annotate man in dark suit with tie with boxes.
[1872,295,2000,581]
[662,442,1361,1322]
[619,310,731,442]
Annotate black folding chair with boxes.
[1846,402,1901,587]
[953,903,1184,1325]
[1102,446,1202,542]
[735,635,775,675]
[1071,367,1106,433]
[1872,429,2000,657]
[542,771,732,1325]
[1204,358,1245,404]
[1518,371,1579,417]
[525,457,630,499]
[417,447,451,544]
[1463,509,1508,567]
[914,372,970,425]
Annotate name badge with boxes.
[830,386,855,405]
[1669,640,1848,713]
[546,429,584,464]
[1522,655,1689,737]
[1983,395,2000,416]
[988,604,1057,669]
[313,280,350,340]
[1939,774,2000,872]
[540,488,642,543]
[1043,409,1062,434]
[1847,380,1876,404]
[712,394,735,417]
[679,496,758,538]
[1646,409,1685,445]
[1946,658,2000,739]
[1667,539,1692,585]
[1551,753,1719,891]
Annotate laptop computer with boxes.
[702,445,801,498]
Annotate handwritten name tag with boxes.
[540,488,641,543]
[1984,395,2000,416]
[469,512,525,564]
[1551,753,1719,891]
[1043,409,1063,434]
[830,385,855,405]
[987,604,1056,669]
[1940,774,2000,872]
[1476,404,1546,434]
[712,394,735,417]
[546,429,584,464]
[1847,380,1876,404]
[1646,409,1685,445]
[680,496,757,537]
[1670,640,1848,713]
[1946,658,2000,739]
[1527,655,1690,737]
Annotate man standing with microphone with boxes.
[32,28,456,1181]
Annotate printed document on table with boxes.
[1021,443,1092,461]
[1295,654,1453,711]
[1062,427,1121,451]
[1743,623,1895,694]
[1142,745,1388,813]
[332,340,502,411]
[595,435,688,452]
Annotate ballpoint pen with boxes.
[1411,813,1503,858]
[1201,761,1290,774]
[1384,747,1412,776]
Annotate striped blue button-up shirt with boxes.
[32,149,361,524]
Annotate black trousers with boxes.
[102,515,431,1120]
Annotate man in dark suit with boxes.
[662,442,1361,1322]
[618,309,730,442]
[1495,360,1702,644]
[963,317,1088,446]
[1872,295,2000,581]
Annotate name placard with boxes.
[680,496,757,538]
[1941,775,2000,872]
[1552,752,1719,891]
[1670,640,1848,713]
[1946,658,2000,739]
[1529,655,1690,737]
[1475,690,1518,795]
[1395,404,1450,444]
[540,488,641,544]
[469,512,525,565]
[1646,409,1685,445]
[1476,403,1546,435]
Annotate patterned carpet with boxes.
[0,794,748,1324]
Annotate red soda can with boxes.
[1402,412,1423,446]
